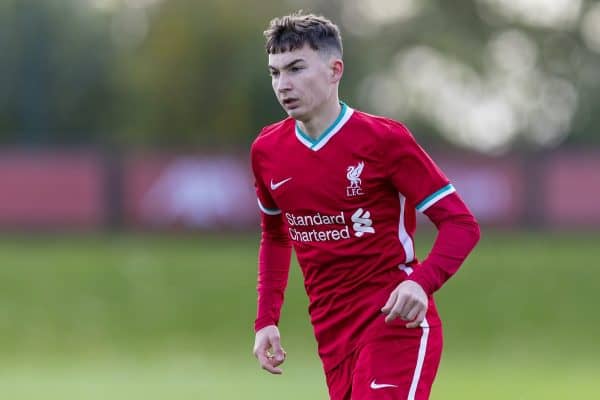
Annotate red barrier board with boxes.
[544,153,600,226]
[433,155,525,226]
[123,153,258,229]
[0,151,105,228]
[0,150,597,230]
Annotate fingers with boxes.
[406,309,427,329]
[256,347,285,374]
[382,295,425,324]
[382,289,413,323]
[403,300,420,321]
[382,281,429,326]
[268,348,286,369]
[380,289,398,315]
[256,351,278,374]
[265,355,284,374]
[387,300,425,326]
[384,296,408,323]
[270,336,286,365]
[253,334,286,374]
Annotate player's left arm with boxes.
[408,192,480,296]
[380,122,481,327]
[382,193,480,327]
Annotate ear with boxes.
[330,59,344,84]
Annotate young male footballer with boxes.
[250,11,480,400]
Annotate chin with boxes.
[285,108,304,120]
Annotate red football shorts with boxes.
[325,320,443,400]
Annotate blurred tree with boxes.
[1,0,600,152]
[112,0,291,148]
[0,0,115,146]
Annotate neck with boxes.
[297,99,342,140]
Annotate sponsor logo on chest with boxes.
[285,208,375,243]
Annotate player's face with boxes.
[268,45,340,121]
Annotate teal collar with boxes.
[295,102,354,151]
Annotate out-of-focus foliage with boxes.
[112,0,292,147]
[1,0,600,152]
[0,0,116,145]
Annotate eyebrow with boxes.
[268,58,305,71]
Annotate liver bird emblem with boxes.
[346,161,364,188]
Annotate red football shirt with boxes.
[251,103,477,371]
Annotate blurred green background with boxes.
[4,0,600,150]
[1,0,600,399]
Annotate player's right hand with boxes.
[253,325,287,374]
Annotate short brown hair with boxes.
[264,11,343,56]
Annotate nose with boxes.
[276,73,292,93]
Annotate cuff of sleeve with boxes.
[254,317,277,333]
[406,266,437,296]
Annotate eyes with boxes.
[269,66,304,77]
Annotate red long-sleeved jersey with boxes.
[251,104,480,371]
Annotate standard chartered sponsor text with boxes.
[286,211,345,226]
[289,226,351,242]
[286,211,351,242]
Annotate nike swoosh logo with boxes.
[270,177,292,190]
[370,380,398,390]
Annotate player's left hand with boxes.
[381,280,428,328]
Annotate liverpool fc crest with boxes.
[346,161,365,197]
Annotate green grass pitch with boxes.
[0,230,598,399]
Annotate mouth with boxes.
[281,98,299,109]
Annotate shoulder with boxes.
[351,109,416,144]
[251,117,294,157]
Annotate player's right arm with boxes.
[253,324,287,374]
[251,141,292,374]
